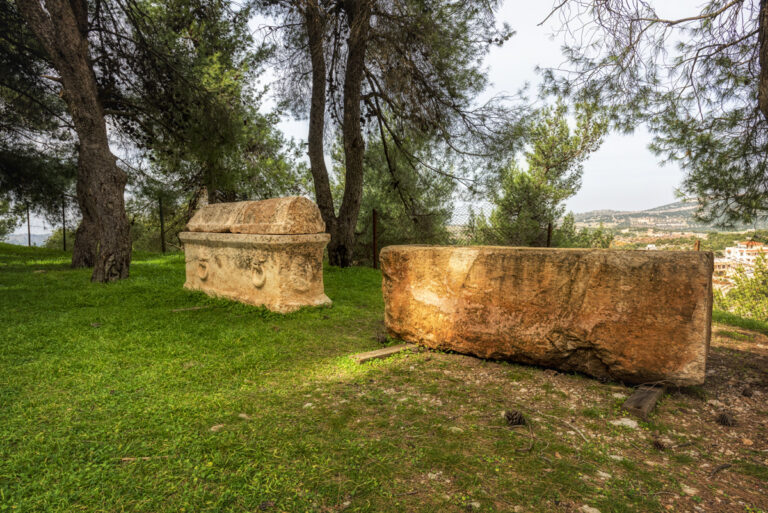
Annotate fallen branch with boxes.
[710,463,732,477]
[171,306,212,312]
[533,410,590,444]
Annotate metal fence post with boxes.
[26,204,31,247]
[372,208,378,269]
[159,196,166,254]
[62,197,66,251]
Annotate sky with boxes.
[13,0,702,236]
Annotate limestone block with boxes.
[186,196,325,235]
[381,246,713,385]
[180,197,331,313]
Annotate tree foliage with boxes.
[259,0,523,266]
[4,0,303,275]
[0,196,21,240]
[476,102,607,246]
[332,131,456,264]
[544,0,768,226]
[553,213,614,249]
[716,253,768,320]
[0,0,77,224]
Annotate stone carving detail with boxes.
[197,260,209,281]
[180,197,331,313]
[381,246,713,386]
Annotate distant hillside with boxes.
[2,233,50,247]
[573,200,768,231]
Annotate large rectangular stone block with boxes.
[381,246,713,385]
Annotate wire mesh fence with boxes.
[356,202,510,267]
[6,200,509,264]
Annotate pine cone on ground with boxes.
[502,409,526,426]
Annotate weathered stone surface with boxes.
[381,246,713,385]
[180,197,330,313]
[180,232,331,313]
[186,196,325,235]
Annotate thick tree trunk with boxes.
[304,1,338,241]
[17,0,131,282]
[330,1,372,267]
[759,0,768,121]
[71,200,98,268]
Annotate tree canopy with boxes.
[259,0,523,265]
[3,0,305,278]
[476,102,606,247]
[544,0,768,226]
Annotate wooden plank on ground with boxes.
[171,306,211,313]
[622,386,665,420]
[352,344,419,364]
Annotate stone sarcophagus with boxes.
[179,197,331,313]
[381,246,713,386]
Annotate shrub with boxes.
[715,254,768,320]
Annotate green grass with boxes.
[736,460,768,481]
[0,243,752,512]
[715,329,756,341]
[713,309,768,336]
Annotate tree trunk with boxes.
[71,214,98,268]
[17,0,131,282]
[303,1,338,241]
[759,0,768,121]
[330,0,372,267]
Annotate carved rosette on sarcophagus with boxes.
[179,197,331,313]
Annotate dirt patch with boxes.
[325,322,768,511]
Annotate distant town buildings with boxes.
[714,241,767,284]
[724,241,767,265]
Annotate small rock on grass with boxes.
[238,413,252,420]
[258,500,275,510]
[466,500,481,511]
[448,426,464,434]
[681,484,698,496]
[210,424,225,432]
[580,506,601,513]
[610,418,638,429]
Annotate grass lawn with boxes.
[1,243,766,512]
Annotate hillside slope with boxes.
[574,200,767,230]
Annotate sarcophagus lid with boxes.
[187,196,325,234]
